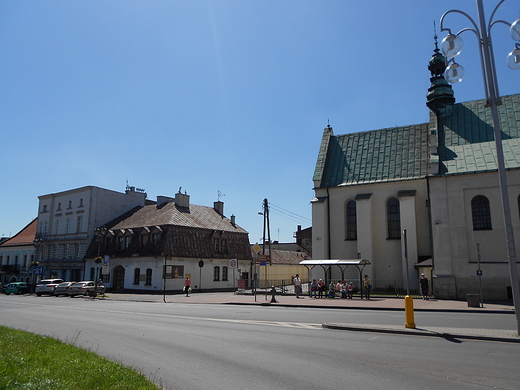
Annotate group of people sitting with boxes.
[309,279,357,299]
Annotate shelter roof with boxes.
[300,259,370,266]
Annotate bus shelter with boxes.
[299,259,371,299]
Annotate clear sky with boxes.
[1,1,519,244]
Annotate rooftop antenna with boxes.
[327,118,331,128]
[218,190,225,201]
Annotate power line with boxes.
[269,202,311,224]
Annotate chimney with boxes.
[214,201,224,215]
[231,214,236,227]
[157,196,175,208]
[175,191,190,208]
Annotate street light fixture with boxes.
[439,0,520,335]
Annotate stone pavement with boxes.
[102,291,520,343]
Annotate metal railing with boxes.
[249,278,420,298]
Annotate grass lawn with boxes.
[0,325,163,390]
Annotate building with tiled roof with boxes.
[85,190,252,293]
[0,218,37,284]
[311,43,520,300]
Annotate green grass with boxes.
[0,326,163,390]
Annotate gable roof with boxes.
[0,218,37,247]
[439,138,520,176]
[436,94,520,176]
[107,201,247,234]
[314,93,520,188]
[441,94,520,147]
[314,123,430,188]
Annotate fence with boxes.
[250,278,420,298]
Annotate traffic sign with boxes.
[33,266,45,275]
[229,258,238,269]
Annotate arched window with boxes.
[133,268,141,285]
[345,200,357,240]
[472,195,492,230]
[387,198,401,239]
[213,266,220,281]
[145,268,152,285]
[222,266,228,281]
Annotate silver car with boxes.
[35,279,64,296]
[53,282,76,296]
[68,281,105,297]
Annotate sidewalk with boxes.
[103,291,520,343]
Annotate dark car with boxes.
[4,282,30,295]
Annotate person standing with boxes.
[364,275,371,300]
[419,273,429,300]
[309,279,318,298]
[293,274,302,298]
[317,279,325,298]
[184,276,191,297]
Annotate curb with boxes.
[219,301,514,314]
[322,323,520,343]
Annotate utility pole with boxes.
[262,198,272,265]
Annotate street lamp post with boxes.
[31,236,43,294]
[93,226,107,298]
[439,0,520,334]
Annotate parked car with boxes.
[4,282,31,295]
[69,281,105,297]
[53,282,76,296]
[35,279,64,296]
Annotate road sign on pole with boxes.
[33,266,44,275]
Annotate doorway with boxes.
[113,266,125,291]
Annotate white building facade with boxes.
[36,186,147,281]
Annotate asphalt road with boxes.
[1,295,519,390]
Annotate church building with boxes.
[311,40,520,300]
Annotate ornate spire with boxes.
[426,32,455,117]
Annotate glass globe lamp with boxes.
[444,62,465,83]
[441,33,463,58]
[511,18,520,41]
[506,46,520,70]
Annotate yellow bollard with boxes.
[404,295,416,328]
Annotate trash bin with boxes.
[467,294,480,308]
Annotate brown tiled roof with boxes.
[109,202,247,233]
[87,201,252,261]
[0,219,37,247]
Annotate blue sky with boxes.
[1,1,519,243]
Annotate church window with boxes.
[387,198,401,239]
[345,200,357,240]
[472,195,492,230]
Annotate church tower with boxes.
[426,35,455,117]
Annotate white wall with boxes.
[429,171,520,299]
